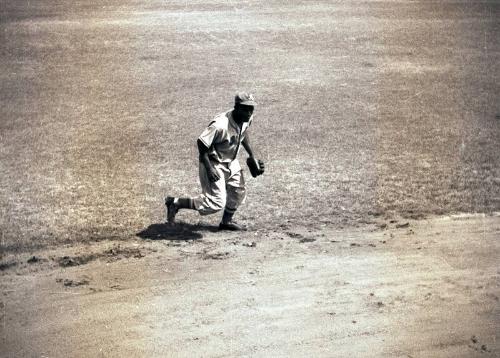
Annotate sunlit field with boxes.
[1,0,499,252]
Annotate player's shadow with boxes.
[136,222,218,241]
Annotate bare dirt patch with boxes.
[1,214,499,357]
[0,242,155,276]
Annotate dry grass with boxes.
[1,0,499,252]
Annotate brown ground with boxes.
[2,214,499,357]
[1,0,499,357]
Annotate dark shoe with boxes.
[219,221,247,231]
[165,196,178,224]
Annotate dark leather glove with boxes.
[247,157,265,177]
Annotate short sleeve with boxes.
[242,116,253,135]
[198,123,221,148]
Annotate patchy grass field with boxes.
[1,0,499,252]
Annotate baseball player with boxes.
[165,92,265,231]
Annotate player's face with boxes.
[234,104,254,122]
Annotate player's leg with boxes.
[165,196,193,224]
[219,170,247,231]
[193,162,228,215]
[165,163,227,224]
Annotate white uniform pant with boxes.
[193,161,246,215]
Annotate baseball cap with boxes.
[235,92,257,106]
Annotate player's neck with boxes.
[231,110,245,128]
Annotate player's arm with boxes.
[241,133,254,157]
[242,134,265,176]
[197,139,220,182]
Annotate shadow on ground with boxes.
[137,222,218,241]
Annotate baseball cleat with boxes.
[219,221,247,231]
[165,196,178,224]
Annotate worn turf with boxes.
[1,1,499,252]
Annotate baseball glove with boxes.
[246,157,265,177]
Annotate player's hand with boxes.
[257,160,265,174]
[247,157,265,177]
[207,166,220,182]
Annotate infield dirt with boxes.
[1,1,499,357]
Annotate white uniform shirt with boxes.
[198,110,252,167]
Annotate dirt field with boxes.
[1,0,499,357]
[2,214,500,357]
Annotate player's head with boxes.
[233,92,256,122]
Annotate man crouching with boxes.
[165,92,265,231]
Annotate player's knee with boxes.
[209,196,226,213]
[227,189,246,208]
[195,192,226,215]
[236,187,246,202]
